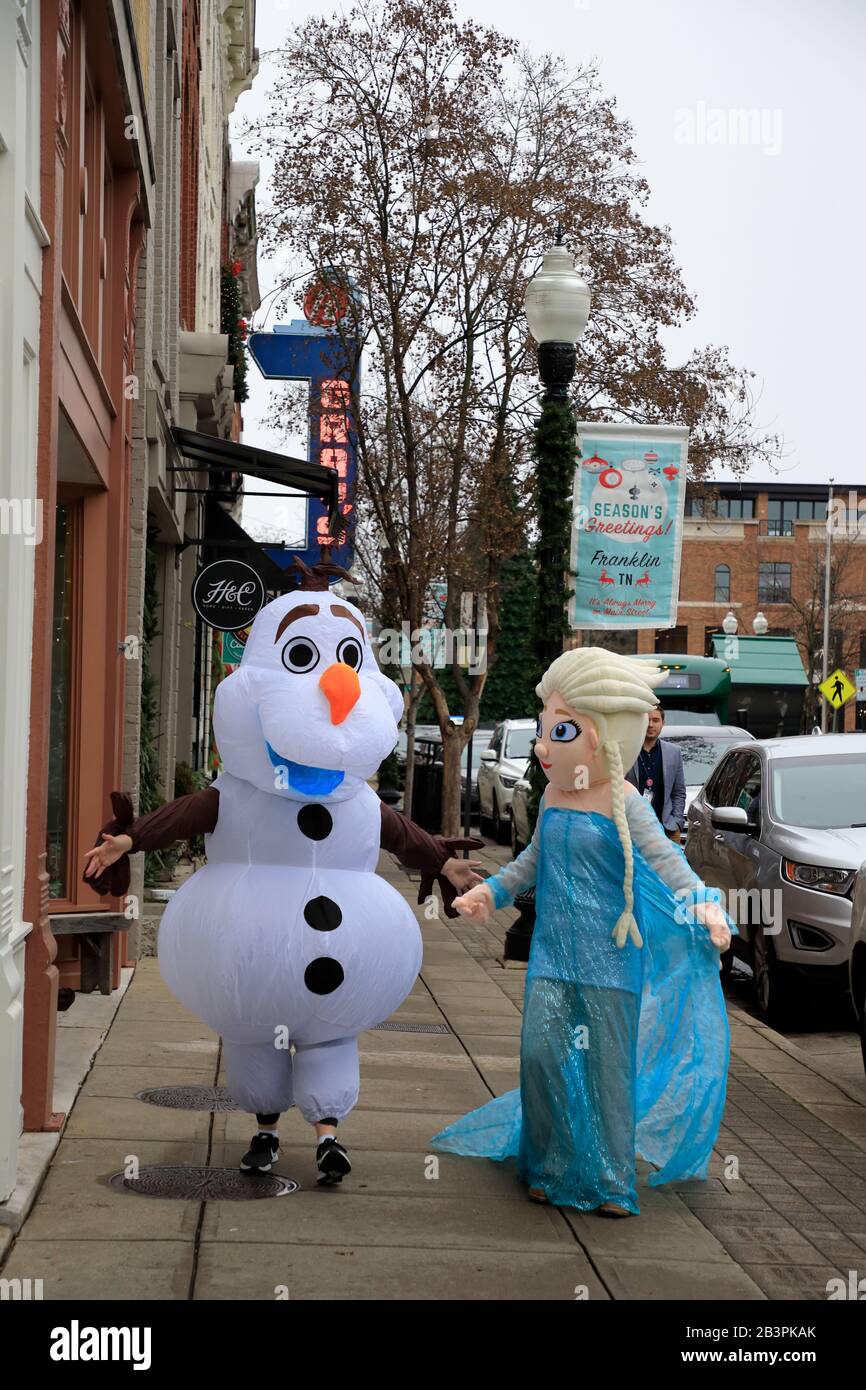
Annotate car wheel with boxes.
[492,796,508,845]
[751,926,798,1030]
[511,815,524,858]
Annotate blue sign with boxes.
[569,423,689,630]
[247,321,359,574]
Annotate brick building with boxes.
[4,0,260,1212]
[589,481,866,733]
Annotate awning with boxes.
[200,494,294,592]
[170,426,339,531]
[710,635,809,687]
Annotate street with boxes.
[2,833,865,1302]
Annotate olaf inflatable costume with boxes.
[84,562,482,1182]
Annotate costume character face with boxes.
[534,689,608,794]
[213,591,404,799]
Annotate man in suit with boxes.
[625,705,686,841]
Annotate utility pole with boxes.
[821,478,834,733]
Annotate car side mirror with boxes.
[480,749,497,763]
[711,806,758,835]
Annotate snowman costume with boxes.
[86,567,480,1173]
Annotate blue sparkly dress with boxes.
[431,793,734,1213]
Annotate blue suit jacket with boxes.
[625,739,687,831]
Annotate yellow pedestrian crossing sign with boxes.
[819,668,855,708]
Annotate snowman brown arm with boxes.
[83,788,220,898]
[379,804,484,919]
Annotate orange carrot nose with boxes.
[319,662,361,725]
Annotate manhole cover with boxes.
[371,1021,450,1034]
[108,1165,298,1200]
[136,1085,241,1112]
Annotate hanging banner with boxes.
[569,422,689,630]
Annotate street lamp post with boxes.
[503,233,590,963]
[524,230,591,672]
[821,478,835,733]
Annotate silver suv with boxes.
[477,718,536,843]
[685,734,866,1027]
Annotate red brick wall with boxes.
[671,504,866,730]
[179,0,200,330]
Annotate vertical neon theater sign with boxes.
[247,289,359,575]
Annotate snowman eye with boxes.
[336,636,363,671]
[281,636,320,673]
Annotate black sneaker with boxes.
[316,1135,351,1185]
[240,1132,279,1174]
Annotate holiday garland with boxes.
[140,525,176,883]
[533,396,578,672]
[220,261,249,404]
[527,395,579,836]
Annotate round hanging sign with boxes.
[192,560,265,631]
[303,279,350,327]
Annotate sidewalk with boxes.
[2,849,866,1301]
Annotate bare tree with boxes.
[249,0,779,833]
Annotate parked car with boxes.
[849,862,866,1076]
[509,723,753,857]
[658,725,755,830]
[686,733,866,1027]
[652,709,721,727]
[477,718,536,842]
[406,723,494,817]
[510,775,533,856]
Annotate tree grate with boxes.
[108,1165,298,1200]
[136,1085,241,1111]
[371,1021,450,1034]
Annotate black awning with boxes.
[200,494,296,593]
[170,425,339,532]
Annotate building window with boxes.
[685,495,754,519]
[714,564,730,602]
[655,626,688,654]
[766,497,825,534]
[758,562,792,603]
[46,503,80,899]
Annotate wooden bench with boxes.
[49,913,129,996]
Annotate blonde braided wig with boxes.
[537,648,663,949]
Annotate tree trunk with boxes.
[440,726,463,838]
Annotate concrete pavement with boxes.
[2,846,866,1301]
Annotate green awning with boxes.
[710,635,809,687]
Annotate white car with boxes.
[849,863,866,1075]
[509,774,534,856]
[509,722,754,856]
[477,718,536,843]
[659,725,755,821]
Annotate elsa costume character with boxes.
[432,648,735,1216]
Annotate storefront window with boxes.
[46,505,75,897]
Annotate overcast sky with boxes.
[231,0,865,538]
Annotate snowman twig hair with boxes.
[537,647,661,951]
[292,556,356,592]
